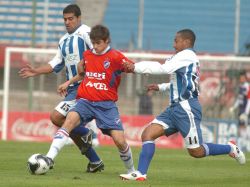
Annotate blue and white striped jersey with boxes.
[48,24,92,85]
[135,49,200,104]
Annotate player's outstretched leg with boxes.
[71,127,104,172]
[46,128,69,169]
[120,141,154,181]
[70,127,93,154]
[43,155,54,169]
[70,132,104,172]
[203,140,246,164]
[119,144,135,174]
[228,141,246,164]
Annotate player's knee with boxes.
[141,130,152,141]
[141,127,158,141]
[50,111,64,127]
[112,136,127,150]
[116,140,127,150]
[110,130,127,150]
[141,124,164,141]
[187,147,205,158]
[50,114,58,126]
[188,151,202,158]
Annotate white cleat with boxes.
[120,171,147,181]
[228,141,246,165]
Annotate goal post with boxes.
[2,46,250,141]
[2,47,57,140]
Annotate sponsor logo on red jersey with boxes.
[85,72,106,80]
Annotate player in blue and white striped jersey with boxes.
[19,4,103,172]
[120,29,246,181]
[49,22,91,84]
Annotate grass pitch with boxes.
[0,141,249,187]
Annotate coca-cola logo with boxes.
[124,123,146,139]
[123,123,146,146]
[11,118,58,141]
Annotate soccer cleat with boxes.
[80,129,93,155]
[43,156,54,169]
[120,171,147,181]
[86,160,104,173]
[228,141,246,165]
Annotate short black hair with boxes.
[177,29,196,47]
[90,24,110,42]
[63,4,81,17]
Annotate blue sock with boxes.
[202,143,231,156]
[85,147,101,162]
[138,141,155,175]
[71,125,89,136]
[71,126,100,162]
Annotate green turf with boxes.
[0,141,249,187]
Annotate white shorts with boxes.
[54,100,76,116]
[55,100,97,132]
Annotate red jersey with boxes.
[76,48,129,101]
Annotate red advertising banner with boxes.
[0,112,183,149]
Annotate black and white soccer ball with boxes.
[27,153,50,175]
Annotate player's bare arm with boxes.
[57,60,85,96]
[78,59,86,76]
[147,83,171,93]
[57,74,84,97]
[19,63,53,78]
[122,60,135,73]
[147,84,160,91]
[57,81,70,97]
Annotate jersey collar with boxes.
[92,45,111,55]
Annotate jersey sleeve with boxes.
[158,83,171,92]
[82,31,93,50]
[135,50,197,74]
[80,24,93,50]
[48,46,65,73]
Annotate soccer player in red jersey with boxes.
[45,24,135,174]
[19,4,103,173]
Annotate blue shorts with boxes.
[70,99,123,134]
[153,98,203,148]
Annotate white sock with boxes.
[65,137,74,146]
[119,145,135,173]
[46,128,69,160]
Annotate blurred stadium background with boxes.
[0,0,250,151]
